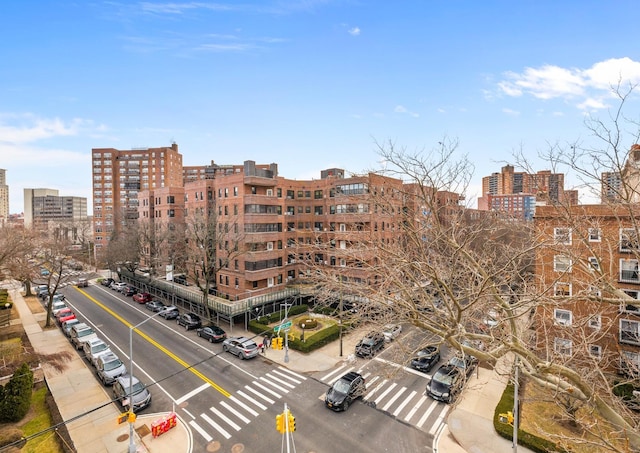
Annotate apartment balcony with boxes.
[244,175,277,187]
[244,266,284,281]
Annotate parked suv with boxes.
[83,338,111,367]
[70,323,98,350]
[96,352,126,385]
[426,364,465,403]
[113,375,151,412]
[355,331,385,358]
[176,313,202,330]
[325,372,366,411]
[222,337,259,359]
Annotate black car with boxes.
[447,354,478,377]
[355,331,385,358]
[145,300,166,312]
[196,326,227,343]
[177,313,202,330]
[325,372,366,411]
[410,346,441,373]
[426,364,465,403]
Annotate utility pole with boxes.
[513,356,519,453]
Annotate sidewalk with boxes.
[7,281,191,453]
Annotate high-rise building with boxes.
[0,169,8,224]
[91,144,183,257]
[23,188,88,242]
[601,144,640,203]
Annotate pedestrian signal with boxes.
[276,413,285,433]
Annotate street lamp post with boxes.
[127,309,171,453]
[301,323,305,343]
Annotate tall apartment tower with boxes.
[601,144,640,203]
[91,144,183,257]
[0,169,8,223]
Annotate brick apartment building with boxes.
[534,203,640,375]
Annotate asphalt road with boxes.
[58,282,434,452]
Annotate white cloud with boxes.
[348,27,361,36]
[394,105,407,113]
[0,114,90,144]
[497,57,640,110]
[502,108,520,117]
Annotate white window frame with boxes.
[339,258,346,267]
[621,290,640,314]
[266,242,274,251]
[339,223,346,232]
[622,350,640,374]
[620,259,640,283]
[588,257,600,271]
[554,227,572,245]
[267,277,274,287]
[588,228,601,242]
[588,314,601,330]
[554,282,572,297]
[620,228,639,252]
[554,255,572,272]
[620,319,640,345]
[554,308,572,326]
[589,344,602,359]
[266,189,273,197]
[554,338,573,356]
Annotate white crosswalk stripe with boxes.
[221,400,253,422]
[393,390,417,417]
[189,420,212,442]
[237,390,267,410]
[429,405,449,435]
[244,384,276,404]
[228,396,260,417]
[253,380,283,398]
[271,368,303,384]
[210,406,242,431]
[381,386,406,411]
[403,394,427,422]
[201,412,231,439]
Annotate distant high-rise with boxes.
[0,169,8,223]
[23,188,88,243]
[91,144,183,256]
[601,144,640,203]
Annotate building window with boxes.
[224,188,229,197]
[621,351,640,375]
[620,319,640,345]
[620,259,640,283]
[267,242,273,251]
[554,308,572,326]
[554,255,572,272]
[588,228,601,242]
[620,228,639,252]
[266,189,273,197]
[267,277,274,287]
[339,223,346,232]
[588,314,601,329]
[589,344,602,359]
[234,186,238,196]
[554,338,572,356]
[339,258,346,267]
[554,227,572,245]
[588,257,600,271]
[554,282,572,297]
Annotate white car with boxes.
[382,324,402,342]
[83,338,112,367]
[111,282,127,292]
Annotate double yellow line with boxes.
[77,288,230,398]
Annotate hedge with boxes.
[494,382,566,453]
[0,363,34,423]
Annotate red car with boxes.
[58,313,76,324]
[54,308,74,324]
[133,292,153,304]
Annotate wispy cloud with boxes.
[0,113,98,144]
[394,105,420,118]
[348,27,360,36]
[502,108,520,117]
[497,57,640,110]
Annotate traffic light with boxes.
[287,411,296,432]
[276,413,285,433]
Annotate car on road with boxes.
[159,305,179,320]
[76,277,88,288]
[222,337,259,359]
[325,371,366,411]
[133,292,153,304]
[447,354,478,377]
[70,323,98,350]
[176,313,202,330]
[83,338,112,367]
[122,286,136,296]
[61,318,81,337]
[410,346,441,373]
[51,301,68,316]
[96,352,127,386]
[100,278,114,287]
[58,312,76,324]
[173,274,189,286]
[113,375,151,412]
[145,300,166,312]
[111,281,127,292]
[355,331,385,358]
[196,326,227,343]
[54,308,74,324]
[427,364,465,403]
[382,324,402,342]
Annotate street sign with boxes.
[274,320,292,332]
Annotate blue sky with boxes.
[2,0,640,214]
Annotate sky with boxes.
[2,0,640,215]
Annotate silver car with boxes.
[96,352,126,385]
[83,338,112,367]
[222,336,259,359]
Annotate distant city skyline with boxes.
[2,1,640,215]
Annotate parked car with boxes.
[76,277,88,288]
[133,292,153,304]
[325,371,366,411]
[51,301,68,316]
[427,364,465,403]
[113,375,151,412]
[58,312,76,324]
[111,282,127,292]
[122,286,136,296]
[447,355,478,377]
[100,277,114,287]
[173,274,189,286]
[70,323,98,350]
[159,305,179,320]
[410,346,441,373]
[37,287,49,299]
[83,338,112,367]
[40,268,50,277]
[196,326,227,343]
[54,307,73,323]
[52,293,66,303]
[355,331,385,358]
[145,300,166,312]
[176,313,202,330]
[96,352,127,386]
[61,318,81,337]
[222,337,259,359]
[382,324,402,342]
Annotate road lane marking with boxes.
[416,399,438,428]
[237,390,268,410]
[363,377,383,400]
[210,406,242,431]
[176,383,210,405]
[202,412,231,439]
[272,369,303,384]
[321,364,348,382]
[189,420,212,442]
[265,373,296,389]
[277,366,307,380]
[259,376,290,393]
[429,405,449,435]
[404,395,427,422]
[77,289,231,398]
[244,385,275,404]
[253,380,282,398]
[374,382,397,405]
[393,390,417,417]
[382,386,407,411]
[228,396,259,417]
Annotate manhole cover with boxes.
[116,434,129,442]
[136,424,151,437]
[206,440,221,452]
[231,444,245,453]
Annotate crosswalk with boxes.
[318,363,449,435]
[184,366,307,443]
